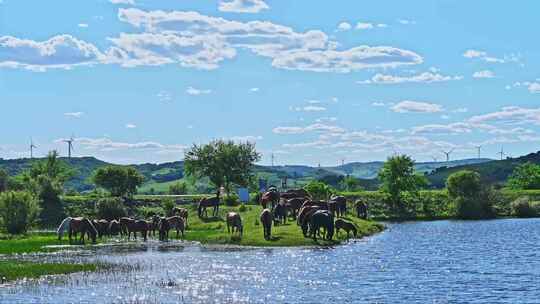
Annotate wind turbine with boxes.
[441,148,454,163]
[497,146,506,161]
[30,138,37,159]
[63,136,75,159]
[475,145,482,159]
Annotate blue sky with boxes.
[1,0,540,165]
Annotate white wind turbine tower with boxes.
[497,146,506,161]
[475,145,482,159]
[441,148,455,163]
[63,135,75,159]
[30,138,37,159]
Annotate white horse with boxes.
[57,217,72,240]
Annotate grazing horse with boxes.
[309,210,334,241]
[280,189,311,200]
[93,219,110,238]
[165,216,185,238]
[158,217,170,241]
[149,215,161,237]
[335,219,357,239]
[226,212,243,236]
[260,189,280,210]
[285,198,305,219]
[328,201,338,216]
[260,209,273,240]
[298,206,324,237]
[108,220,121,236]
[173,207,189,228]
[126,220,150,241]
[119,217,135,236]
[57,217,72,240]
[331,195,347,217]
[69,217,97,244]
[273,203,287,225]
[355,200,368,219]
[198,197,220,218]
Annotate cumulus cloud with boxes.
[186,86,212,95]
[218,0,269,13]
[64,112,84,118]
[356,22,374,30]
[463,49,504,63]
[469,106,540,125]
[125,123,137,129]
[78,23,89,28]
[291,105,326,112]
[412,123,472,135]
[0,35,104,71]
[336,22,352,32]
[110,0,135,5]
[391,100,444,113]
[249,87,259,92]
[273,123,345,135]
[70,137,186,152]
[473,70,495,79]
[228,135,263,142]
[116,8,422,73]
[358,72,462,84]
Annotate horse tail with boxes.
[57,217,72,240]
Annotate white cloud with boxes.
[473,70,495,79]
[291,105,326,112]
[412,123,472,135]
[186,86,212,96]
[249,87,259,92]
[358,72,462,84]
[356,22,374,30]
[371,102,386,107]
[469,106,540,125]
[126,123,137,129]
[273,123,345,135]
[110,0,135,5]
[64,112,84,118]
[398,19,416,25]
[116,8,422,73]
[463,49,504,63]
[391,100,444,113]
[218,0,269,13]
[453,108,469,113]
[157,90,172,102]
[315,117,338,123]
[377,23,388,28]
[528,82,540,93]
[0,35,104,71]
[78,23,89,28]
[228,135,263,142]
[337,22,352,32]
[71,137,186,152]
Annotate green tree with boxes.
[0,191,40,234]
[446,170,495,219]
[184,140,260,198]
[507,162,540,190]
[22,151,74,227]
[169,181,187,195]
[339,175,362,192]
[0,169,8,193]
[378,154,427,214]
[92,166,144,197]
[304,180,334,201]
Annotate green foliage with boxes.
[304,180,334,200]
[0,260,98,282]
[0,169,8,193]
[92,166,144,197]
[511,196,540,218]
[95,197,127,221]
[238,204,247,212]
[447,170,496,219]
[339,175,362,192]
[447,170,482,199]
[169,181,187,195]
[224,194,240,206]
[162,199,175,217]
[184,140,260,196]
[0,191,40,234]
[507,162,540,190]
[378,155,427,214]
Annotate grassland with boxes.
[0,261,98,282]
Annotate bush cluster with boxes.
[0,191,40,234]
[511,196,540,218]
[95,197,127,221]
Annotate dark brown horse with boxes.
[92,219,110,238]
[108,220,121,236]
[173,207,189,228]
[285,198,305,219]
[149,215,161,237]
[260,209,273,240]
[125,220,150,241]
[165,216,185,238]
[273,202,287,225]
[297,206,324,237]
[198,197,220,218]
[331,195,347,217]
[119,217,135,236]
[280,189,311,200]
[260,190,280,210]
[335,219,357,239]
[310,210,334,241]
[69,217,98,244]
[158,217,170,241]
[226,212,243,236]
[355,200,368,219]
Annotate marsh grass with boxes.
[0,260,98,282]
[0,232,99,255]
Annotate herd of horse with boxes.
[56,189,369,245]
[256,187,369,242]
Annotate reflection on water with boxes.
[1,219,540,303]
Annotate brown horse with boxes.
[173,207,189,228]
[165,216,185,238]
[330,195,347,217]
[149,215,161,237]
[260,190,280,210]
[335,219,357,239]
[298,206,324,237]
[126,220,150,241]
[93,219,110,238]
[355,200,368,219]
[108,220,121,236]
[158,217,170,241]
[285,198,305,219]
[226,212,243,236]
[260,209,273,240]
[119,217,135,236]
[69,217,98,244]
[273,202,287,225]
[280,189,311,200]
[310,210,334,241]
[198,197,220,218]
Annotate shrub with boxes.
[95,197,127,221]
[0,191,40,234]
[511,196,540,218]
[224,194,239,206]
[447,170,495,219]
[169,182,187,195]
[162,199,175,217]
[304,181,334,201]
[238,204,247,212]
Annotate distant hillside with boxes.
[0,155,494,193]
[426,152,540,188]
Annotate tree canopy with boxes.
[184,140,260,197]
[507,162,540,190]
[92,166,144,197]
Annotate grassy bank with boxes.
[0,233,75,255]
[0,260,98,282]
[182,205,384,247]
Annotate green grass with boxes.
[0,232,97,255]
[181,205,384,247]
[0,260,98,282]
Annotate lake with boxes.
[1,219,539,303]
